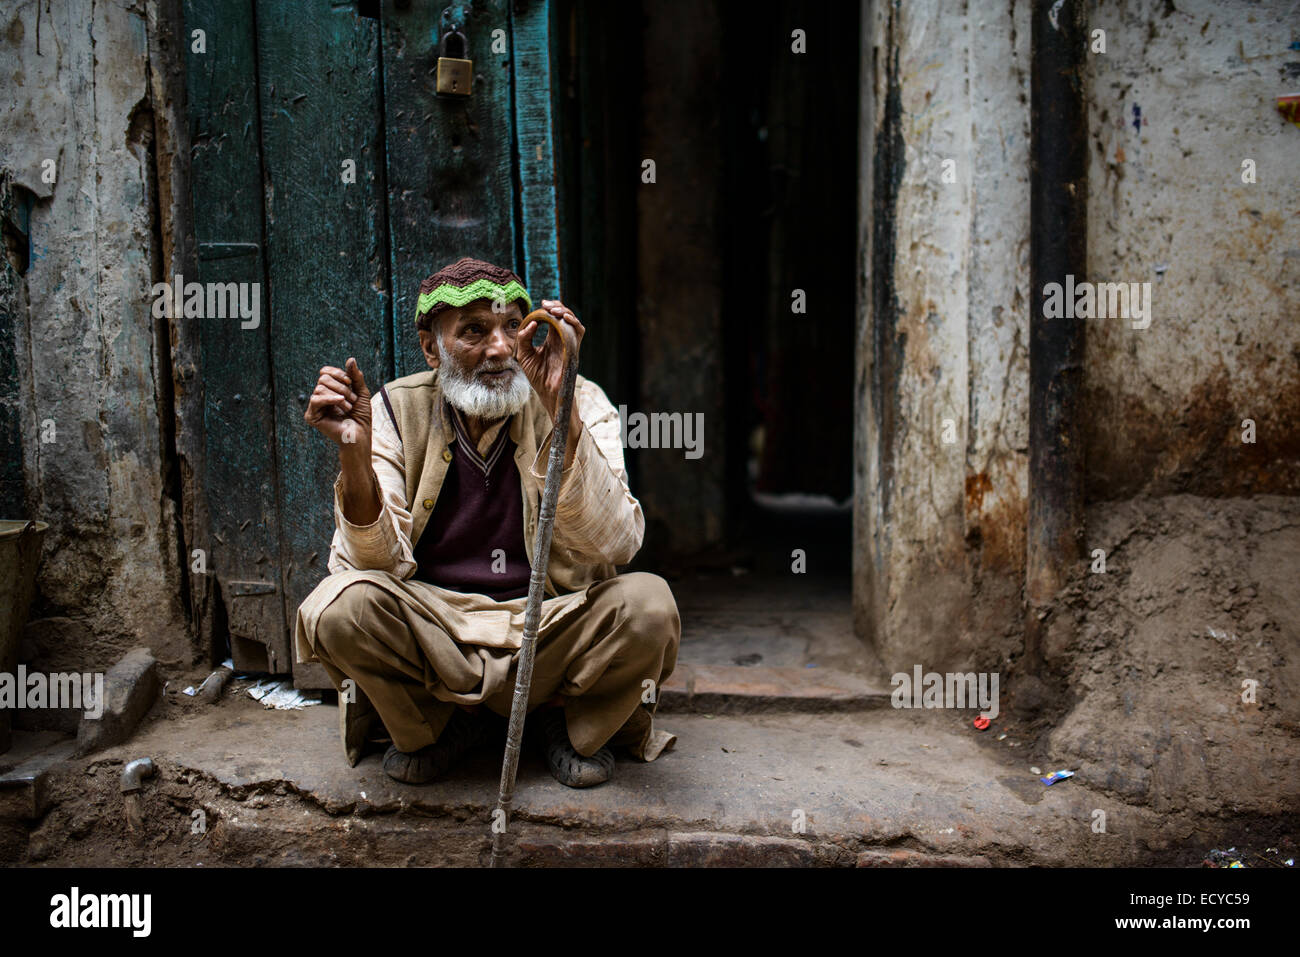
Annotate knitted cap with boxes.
[414,256,531,331]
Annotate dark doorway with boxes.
[553,0,860,577]
[720,0,860,578]
[545,0,871,690]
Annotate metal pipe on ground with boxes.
[121,757,156,833]
[1027,0,1088,670]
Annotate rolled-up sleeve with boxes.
[529,378,645,566]
[326,396,417,579]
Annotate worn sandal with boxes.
[383,708,490,784]
[540,706,614,788]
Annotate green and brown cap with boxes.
[414,256,531,331]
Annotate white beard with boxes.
[436,336,534,421]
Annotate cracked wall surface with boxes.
[0,0,190,672]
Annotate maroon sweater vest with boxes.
[412,407,532,600]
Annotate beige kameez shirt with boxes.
[294,374,645,663]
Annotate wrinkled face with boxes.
[418,299,532,420]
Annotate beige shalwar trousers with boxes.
[310,571,680,762]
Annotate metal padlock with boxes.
[436,29,472,98]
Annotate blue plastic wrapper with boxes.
[1040,769,1075,786]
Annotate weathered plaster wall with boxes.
[1084,0,1300,500]
[0,0,189,672]
[857,0,1299,672]
[856,0,1032,673]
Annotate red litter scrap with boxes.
[1278,94,1300,129]
[973,716,990,730]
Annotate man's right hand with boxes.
[305,358,372,454]
[306,358,381,526]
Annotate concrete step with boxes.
[512,830,992,867]
[0,731,75,820]
[667,571,890,713]
[658,663,892,713]
[8,699,1178,867]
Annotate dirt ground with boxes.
[1037,494,1300,821]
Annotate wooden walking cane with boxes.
[489,307,580,868]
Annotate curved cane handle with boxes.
[523,307,580,372]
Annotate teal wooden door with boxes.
[184,0,564,683]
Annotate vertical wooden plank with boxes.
[510,0,563,300]
[381,0,520,377]
[635,0,727,560]
[254,0,390,680]
[0,175,28,519]
[570,0,639,417]
[717,0,772,533]
[152,0,218,666]
[184,0,287,671]
[755,0,857,501]
[553,0,582,319]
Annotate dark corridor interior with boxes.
[553,0,860,578]
[720,0,860,578]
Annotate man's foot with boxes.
[339,688,377,768]
[382,708,489,784]
[539,706,614,788]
